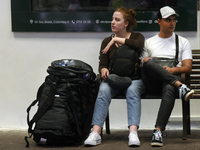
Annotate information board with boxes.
[11,0,197,32]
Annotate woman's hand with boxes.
[102,36,126,54]
[101,68,109,80]
[102,39,115,54]
[102,45,110,54]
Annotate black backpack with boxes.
[109,45,140,80]
[25,59,97,147]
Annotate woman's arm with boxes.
[102,37,125,54]
[98,37,111,73]
[125,33,144,52]
[102,32,144,54]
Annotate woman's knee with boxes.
[97,81,114,101]
[126,80,145,95]
[99,81,111,93]
[126,87,141,100]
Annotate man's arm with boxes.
[163,59,192,74]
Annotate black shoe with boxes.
[179,84,194,101]
[151,129,163,147]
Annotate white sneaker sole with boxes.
[84,140,101,146]
[151,142,163,147]
[128,141,140,146]
[184,90,194,101]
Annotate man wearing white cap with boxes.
[140,6,194,147]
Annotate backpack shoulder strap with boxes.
[26,82,45,128]
[25,80,57,147]
[27,81,57,134]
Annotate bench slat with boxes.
[192,56,200,59]
[192,59,200,65]
[192,93,200,98]
[191,70,200,74]
[192,50,200,54]
[190,76,200,80]
[192,66,200,69]
[189,80,200,84]
[190,86,200,89]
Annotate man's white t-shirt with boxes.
[140,33,192,67]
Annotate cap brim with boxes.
[162,13,179,18]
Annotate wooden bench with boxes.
[97,49,200,140]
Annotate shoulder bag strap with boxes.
[174,34,179,66]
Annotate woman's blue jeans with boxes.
[92,79,145,129]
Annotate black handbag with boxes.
[152,34,179,67]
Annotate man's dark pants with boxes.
[141,59,181,131]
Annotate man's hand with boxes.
[163,59,192,75]
[163,66,175,74]
[101,68,109,80]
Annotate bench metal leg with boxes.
[182,99,191,140]
[186,100,191,134]
[105,112,111,134]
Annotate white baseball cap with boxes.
[160,6,179,18]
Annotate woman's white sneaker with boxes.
[128,131,140,146]
[84,132,101,146]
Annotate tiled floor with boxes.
[1,125,200,150]
[1,120,200,150]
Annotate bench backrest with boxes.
[190,49,200,99]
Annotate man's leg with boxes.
[141,65,163,94]
[152,83,178,147]
[155,83,178,130]
[143,59,178,85]
[143,59,194,101]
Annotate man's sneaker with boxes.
[151,129,163,147]
[179,84,194,101]
[128,131,140,146]
[84,132,101,146]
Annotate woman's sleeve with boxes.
[125,33,145,52]
[98,37,110,73]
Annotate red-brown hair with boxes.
[115,7,137,32]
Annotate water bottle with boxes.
[59,60,69,66]
[59,61,65,66]
[65,60,70,66]
[69,60,75,66]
